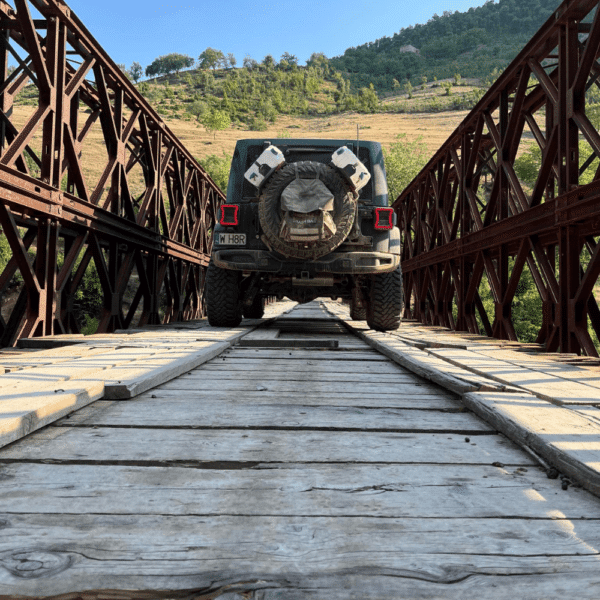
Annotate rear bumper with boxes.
[212,249,400,275]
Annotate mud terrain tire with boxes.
[259,161,356,260]
[366,265,403,331]
[206,260,242,327]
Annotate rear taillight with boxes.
[374,207,395,230]
[219,204,239,226]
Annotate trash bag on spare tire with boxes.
[258,161,357,260]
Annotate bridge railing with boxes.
[394,0,600,356]
[0,0,225,345]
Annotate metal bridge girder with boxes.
[0,0,225,344]
[395,0,600,357]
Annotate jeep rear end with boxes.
[206,138,403,330]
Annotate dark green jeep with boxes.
[206,138,403,330]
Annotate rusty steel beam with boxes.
[0,0,224,344]
[394,0,600,356]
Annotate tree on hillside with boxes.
[145,53,194,77]
[358,84,378,112]
[187,100,208,122]
[307,52,329,75]
[198,48,226,71]
[307,52,328,67]
[280,52,298,69]
[201,108,231,139]
[117,64,132,80]
[129,62,143,83]
[227,53,237,69]
[200,152,230,190]
[243,55,258,70]
[383,134,429,202]
[145,62,160,78]
[262,54,276,70]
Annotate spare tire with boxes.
[258,161,357,260]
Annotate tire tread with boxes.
[366,265,403,331]
[206,261,242,327]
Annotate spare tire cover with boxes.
[258,161,356,259]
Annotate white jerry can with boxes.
[244,145,286,188]
[331,146,371,192]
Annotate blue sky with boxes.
[65,0,491,72]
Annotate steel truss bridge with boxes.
[1,0,600,357]
[395,0,600,357]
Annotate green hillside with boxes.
[135,57,377,129]
[124,0,565,122]
[329,0,562,92]
[14,0,566,125]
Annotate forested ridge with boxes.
[330,0,561,91]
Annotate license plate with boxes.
[218,233,246,246]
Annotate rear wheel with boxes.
[243,294,265,319]
[206,260,242,327]
[366,265,403,331]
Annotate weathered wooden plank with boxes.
[51,399,487,431]
[0,346,161,394]
[0,380,105,449]
[0,428,527,464]
[572,406,600,426]
[115,326,250,338]
[162,375,449,397]
[194,363,426,383]
[241,328,280,340]
[475,347,600,395]
[430,347,600,405]
[1,514,599,597]
[279,333,369,346]
[75,389,456,409]
[339,317,475,352]
[0,344,103,371]
[1,462,597,518]
[16,336,107,349]
[338,323,520,394]
[328,302,535,351]
[102,342,230,399]
[207,357,410,374]
[462,391,600,497]
[112,327,256,344]
[239,339,340,348]
[225,349,388,361]
[8,299,600,600]
[278,311,332,320]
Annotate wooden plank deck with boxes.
[2,302,600,598]
[0,302,296,448]
[327,300,600,499]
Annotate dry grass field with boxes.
[171,110,471,165]
[9,105,470,195]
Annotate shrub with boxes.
[200,152,231,191]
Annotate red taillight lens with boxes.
[374,207,394,230]
[219,204,239,226]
